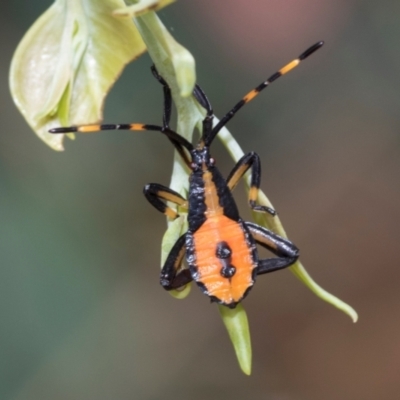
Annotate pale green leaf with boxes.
[10,0,146,151]
[219,304,252,375]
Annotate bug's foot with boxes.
[251,204,277,216]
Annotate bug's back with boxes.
[186,167,258,306]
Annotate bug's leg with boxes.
[245,222,299,275]
[151,66,193,167]
[144,183,188,220]
[193,84,213,116]
[226,151,276,216]
[205,41,324,145]
[192,83,215,145]
[193,84,213,121]
[150,65,172,129]
[160,234,192,290]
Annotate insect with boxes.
[50,41,324,308]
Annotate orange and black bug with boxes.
[50,41,323,308]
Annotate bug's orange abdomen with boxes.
[192,215,256,305]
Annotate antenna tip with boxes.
[49,127,77,134]
[299,41,324,61]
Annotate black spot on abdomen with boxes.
[216,241,236,278]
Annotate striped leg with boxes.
[143,183,188,220]
[205,41,324,145]
[160,234,192,290]
[245,222,299,275]
[226,151,276,216]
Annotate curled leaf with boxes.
[10,0,146,151]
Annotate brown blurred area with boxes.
[1,1,400,399]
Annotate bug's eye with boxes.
[209,158,215,165]
[190,162,198,170]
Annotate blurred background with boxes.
[1,1,400,399]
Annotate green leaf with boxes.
[9,0,146,151]
[218,304,252,375]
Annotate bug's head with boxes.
[190,146,215,172]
